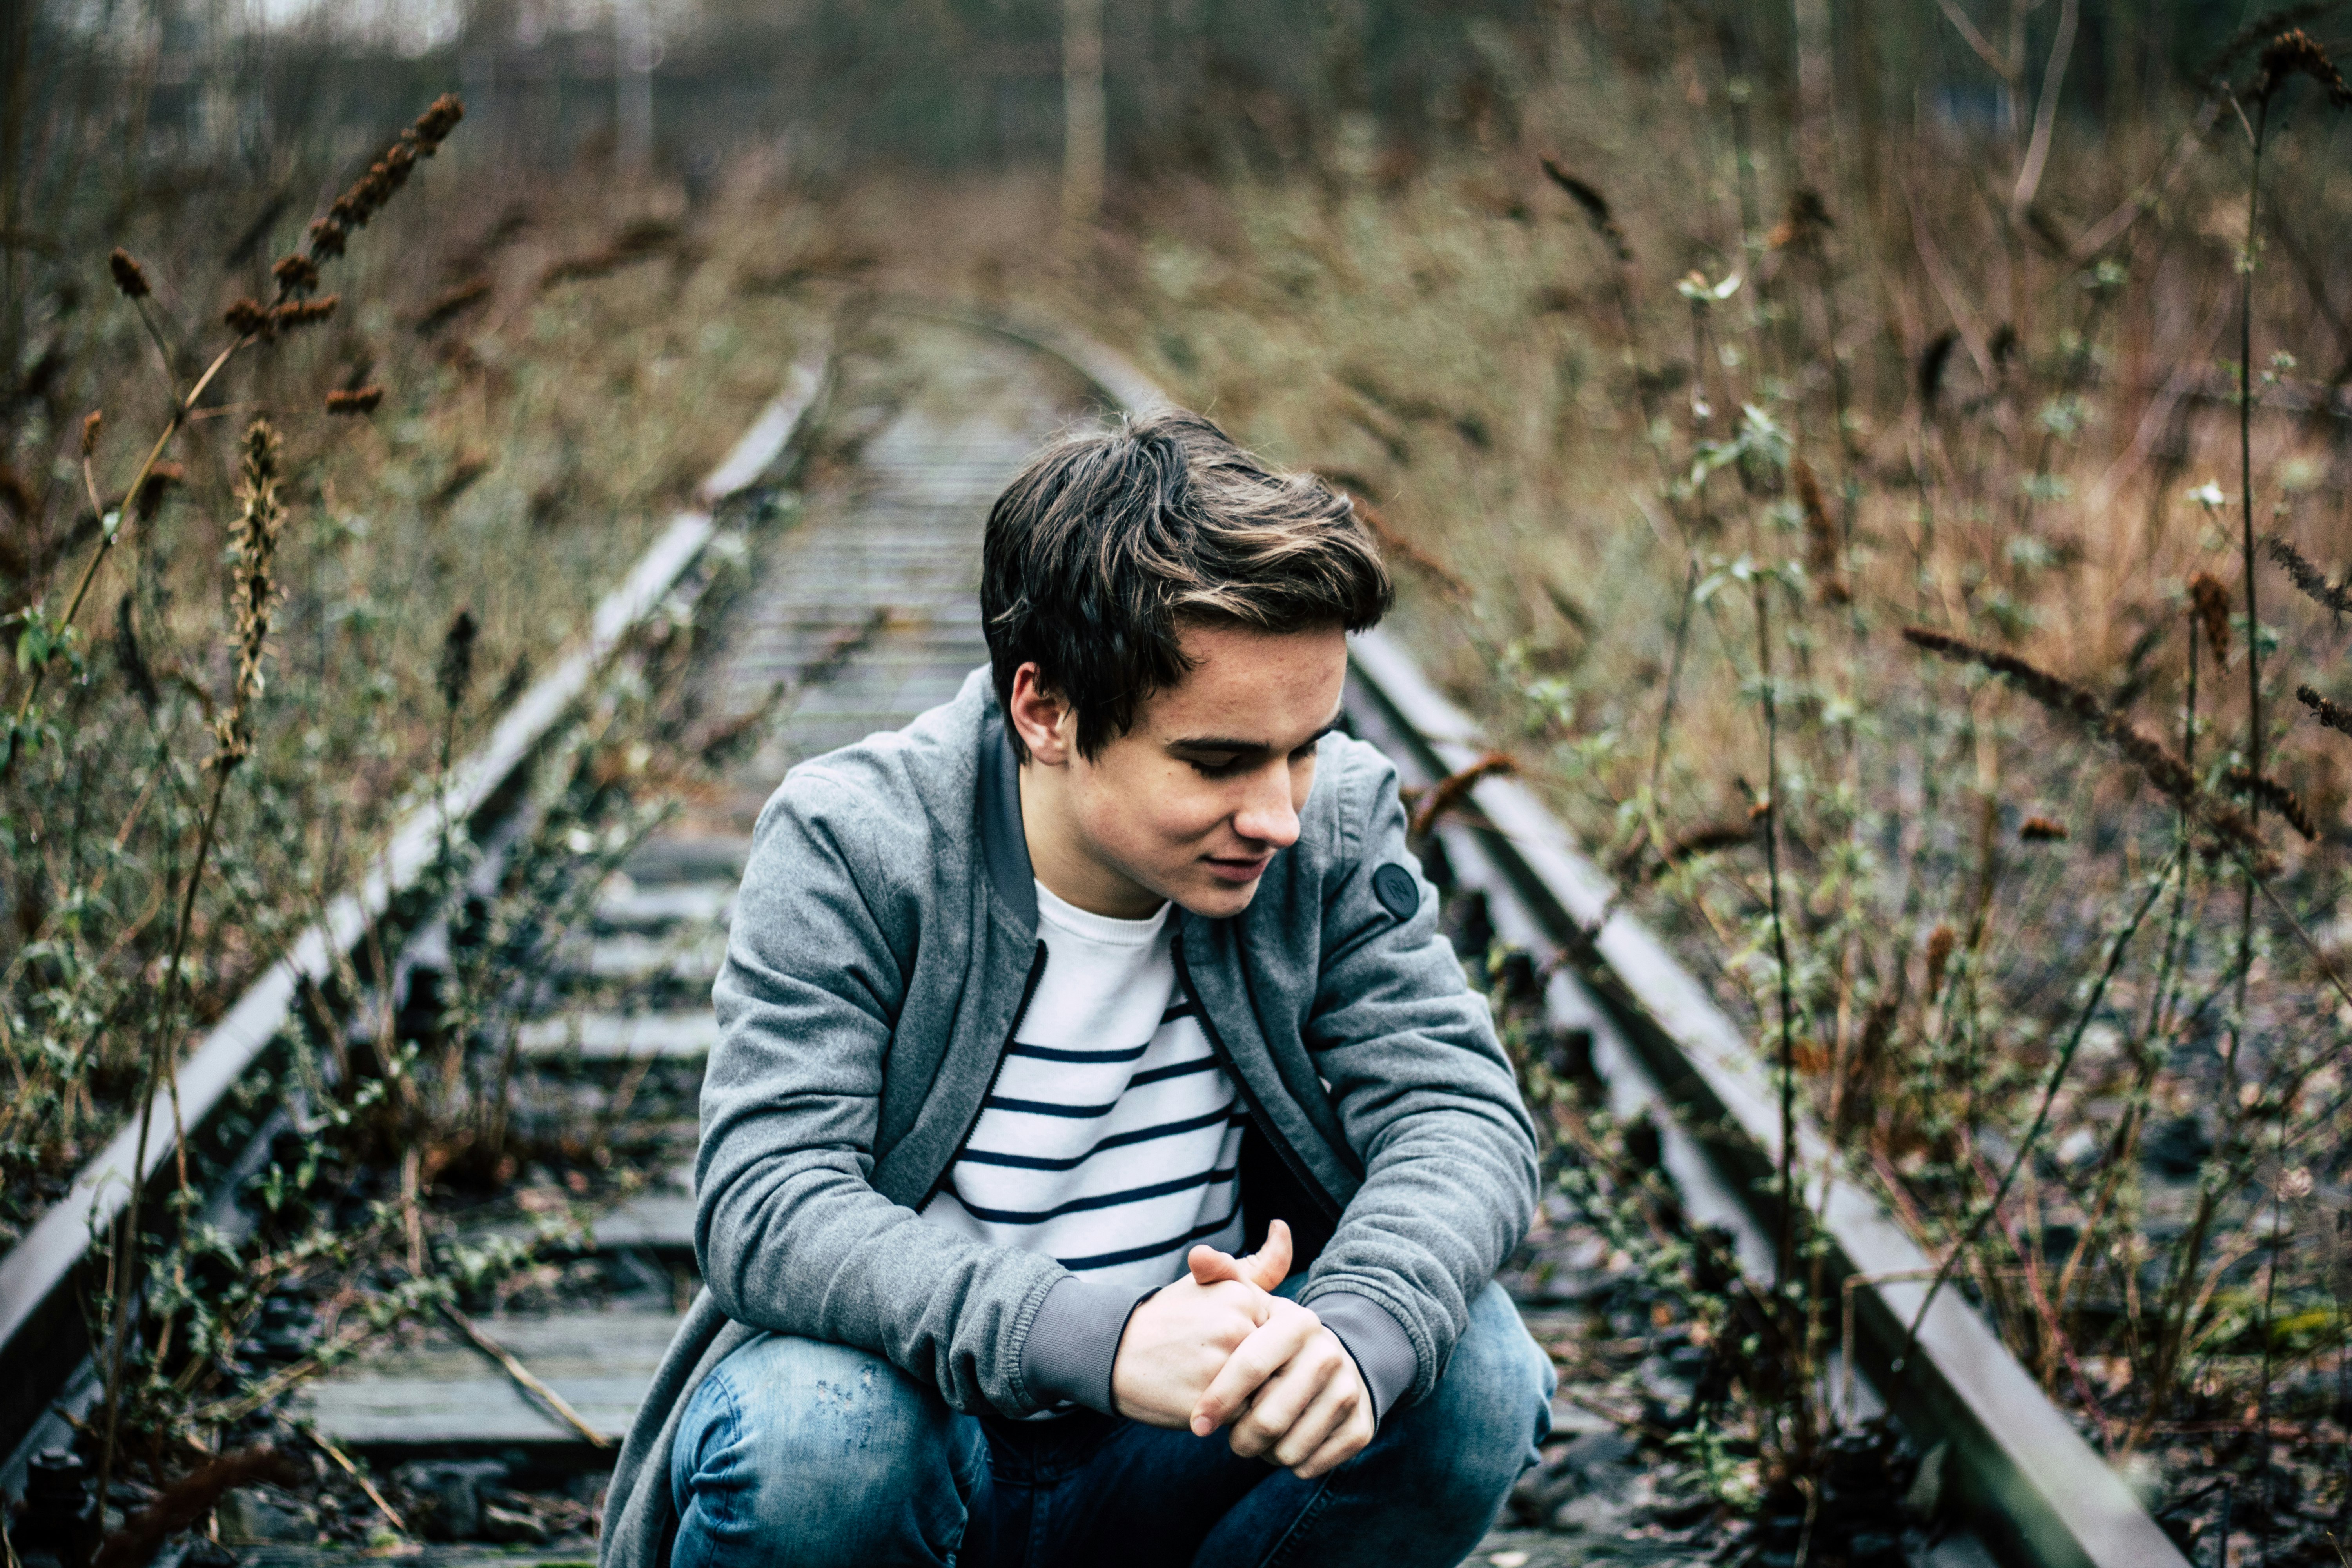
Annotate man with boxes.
[599,408,1551,1568]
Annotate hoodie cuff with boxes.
[1021,1276,1152,1415]
[1312,1292,1418,1425]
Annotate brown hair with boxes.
[982,408,1392,761]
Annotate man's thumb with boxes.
[1187,1219,1295,1292]
[1243,1218,1293,1291]
[1188,1243,1243,1287]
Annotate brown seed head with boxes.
[415,276,494,335]
[2264,535,2352,621]
[1791,456,1847,604]
[108,248,150,299]
[2225,766,2319,840]
[1321,483,1472,601]
[1901,625,2276,872]
[1765,187,1834,252]
[2187,572,2232,662]
[1643,819,1759,880]
[2256,29,2352,108]
[223,297,272,339]
[412,93,466,149]
[270,252,321,296]
[493,652,533,710]
[270,295,338,332]
[214,421,286,770]
[114,591,157,715]
[323,385,384,416]
[79,410,102,459]
[1924,923,1957,1000]
[306,94,465,265]
[1539,159,1631,264]
[132,462,183,522]
[2018,815,2069,843]
[1918,329,1959,415]
[436,607,479,713]
[2298,684,2352,740]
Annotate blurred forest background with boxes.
[11,1,2352,1555]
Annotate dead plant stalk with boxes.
[96,420,285,1507]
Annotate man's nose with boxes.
[1232,763,1301,848]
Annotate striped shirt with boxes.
[920,880,1247,1292]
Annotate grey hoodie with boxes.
[597,668,1537,1568]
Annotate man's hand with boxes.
[1186,1296,1375,1477]
[1183,1221,1377,1479]
[1109,1221,1294,1427]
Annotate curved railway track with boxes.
[0,313,2179,1568]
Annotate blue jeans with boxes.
[670,1279,1554,1568]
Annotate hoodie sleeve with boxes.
[1294,739,1540,1411]
[693,766,1068,1418]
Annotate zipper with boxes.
[922,939,1049,1210]
[1171,930,1341,1223]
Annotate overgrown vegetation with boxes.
[0,50,824,1560]
[0,104,820,1247]
[17,0,2352,1561]
[1063,7,2352,1558]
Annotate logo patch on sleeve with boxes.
[1372,862,1419,921]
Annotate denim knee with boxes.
[670,1333,978,1568]
[1402,1281,1555,1508]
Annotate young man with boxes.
[599,410,1551,1568]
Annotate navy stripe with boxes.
[1006,1041,1151,1064]
[957,1101,1242,1171]
[952,1165,1238,1225]
[1160,1001,1196,1022]
[1129,1055,1218,1088]
[1057,1204,1243,1273]
[985,1094,1121,1118]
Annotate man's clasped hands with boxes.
[1107,1219,1376,1479]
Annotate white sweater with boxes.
[920,880,1248,1291]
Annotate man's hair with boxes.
[982,407,1392,762]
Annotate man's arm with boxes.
[1291,737,1542,1412]
[694,768,1069,1416]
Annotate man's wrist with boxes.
[1307,1291,1416,1424]
[1022,1276,1156,1414]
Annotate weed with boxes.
[1100,11,2352,1539]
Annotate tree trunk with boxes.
[1062,0,1105,242]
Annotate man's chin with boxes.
[1172,873,1264,920]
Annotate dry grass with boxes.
[0,146,826,1240]
[951,15,2352,1528]
[15,8,2352,1543]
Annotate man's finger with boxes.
[1267,1364,1358,1469]
[1290,1405,1374,1480]
[1187,1305,1321,1436]
[1181,1260,1274,1332]
[1226,1335,1342,1458]
[1203,1278,1274,1331]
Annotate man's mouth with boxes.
[1203,853,1274,885]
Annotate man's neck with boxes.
[1016,761,1166,920]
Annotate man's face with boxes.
[1014,621,1349,919]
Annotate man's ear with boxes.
[1008,661,1075,766]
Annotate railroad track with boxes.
[0,314,2180,1568]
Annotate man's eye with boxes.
[1191,757,1246,779]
